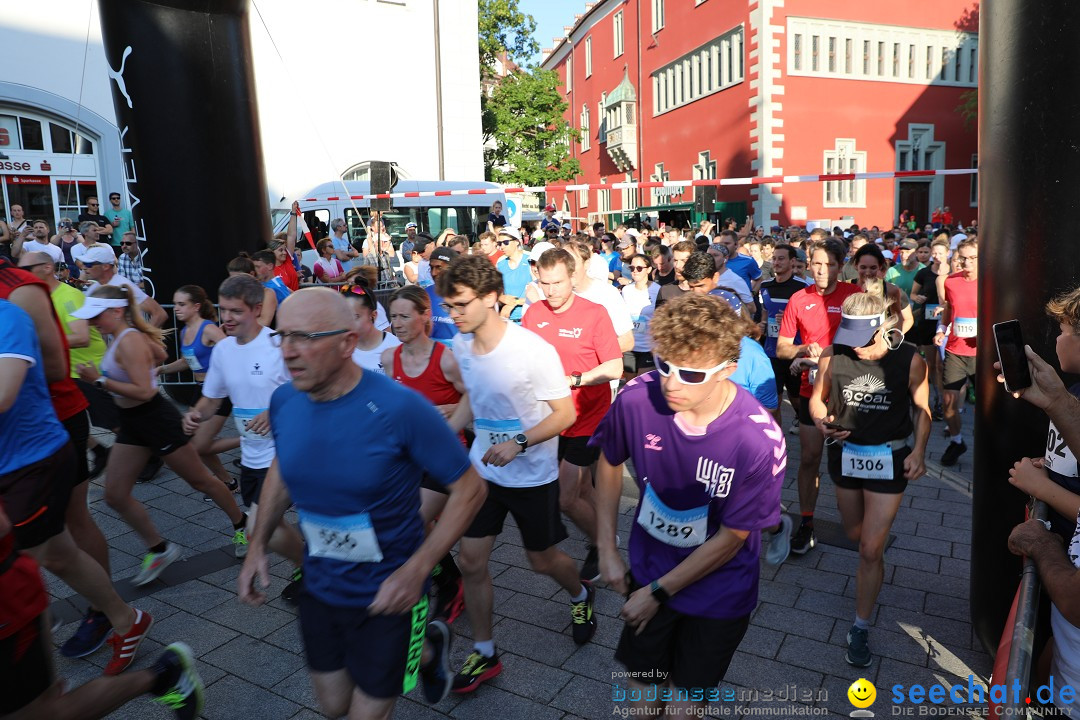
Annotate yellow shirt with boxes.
[51,282,107,376]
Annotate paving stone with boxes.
[752,603,835,642]
[892,567,967,599]
[489,542,528,567]
[894,507,945,526]
[939,556,971,579]
[794,587,860,622]
[772,564,848,594]
[724,653,824,698]
[952,542,971,560]
[450,684,564,720]
[492,566,563,600]
[270,667,320,711]
[904,482,940,499]
[202,598,295,639]
[592,586,625,618]
[924,593,971,623]
[875,605,974,651]
[777,634,849,674]
[147,491,215,519]
[494,617,582,667]
[201,634,305,688]
[202,674,301,720]
[550,674,613,719]
[736,623,785,660]
[883,547,942,573]
[915,523,970,543]
[264,621,305,655]
[488,650,574,703]
[394,697,462,719]
[561,641,619,683]
[756,578,801,608]
[498,592,571,632]
[890,532,951,556]
[148,609,239,657]
[152,579,234,615]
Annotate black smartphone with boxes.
[823,421,849,432]
[993,320,1032,393]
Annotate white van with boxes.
[273,179,506,275]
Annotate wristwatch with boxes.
[514,433,529,454]
[571,371,583,387]
[94,376,107,389]
[649,580,670,604]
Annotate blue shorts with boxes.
[298,590,428,699]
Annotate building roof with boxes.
[540,0,610,68]
[606,67,636,106]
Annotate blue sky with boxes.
[521,0,585,65]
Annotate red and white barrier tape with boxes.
[301,168,978,202]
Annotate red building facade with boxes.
[540,0,979,230]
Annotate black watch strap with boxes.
[649,579,670,603]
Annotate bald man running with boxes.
[238,288,486,718]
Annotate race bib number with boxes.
[232,407,267,441]
[924,304,940,321]
[181,347,203,372]
[767,315,780,338]
[807,367,818,386]
[842,442,895,480]
[954,317,977,339]
[473,418,524,456]
[299,510,383,563]
[1046,421,1079,477]
[632,315,645,334]
[637,484,708,548]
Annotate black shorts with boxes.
[115,394,192,456]
[61,409,90,487]
[615,588,750,690]
[827,442,911,494]
[464,480,568,552]
[75,378,120,431]
[911,320,937,347]
[0,614,51,714]
[797,396,815,426]
[943,352,977,390]
[770,358,801,404]
[0,443,75,549]
[298,591,428,699]
[239,465,269,507]
[558,434,601,467]
[623,351,656,375]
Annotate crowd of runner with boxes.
[6,195,1042,719]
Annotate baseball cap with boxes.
[81,245,117,266]
[544,204,556,212]
[405,222,417,230]
[528,241,556,263]
[71,295,128,319]
[794,249,808,263]
[898,239,917,250]
[561,223,571,230]
[709,288,743,315]
[430,247,458,264]
[498,227,522,242]
[624,228,640,238]
[833,312,885,348]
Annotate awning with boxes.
[635,202,694,213]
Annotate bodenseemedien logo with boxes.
[848,678,876,718]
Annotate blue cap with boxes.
[833,312,885,347]
[708,288,743,315]
[405,222,417,230]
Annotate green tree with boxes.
[478,0,538,76]
[957,88,977,130]
[485,67,580,185]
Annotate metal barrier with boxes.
[1001,499,1048,716]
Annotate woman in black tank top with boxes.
[807,285,931,670]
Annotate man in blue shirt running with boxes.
[238,288,487,717]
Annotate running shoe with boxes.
[931,402,944,421]
[845,625,872,668]
[132,543,181,586]
[790,523,816,555]
[137,455,164,483]
[88,446,110,481]
[579,544,600,583]
[433,575,465,624]
[60,608,113,658]
[570,580,597,645]
[152,642,205,720]
[281,567,303,606]
[763,514,793,566]
[940,440,967,467]
[420,620,453,703]
[232,528,248,558]
[104,608,154,675]
[451,650,502,694]
[789,417,799,435]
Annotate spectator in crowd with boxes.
[14,220,63,263]
[486,200,507,233]
[448,235,469,255]
[477,231,502,266]
[313,238,348,284]
[268,237,300,292]
[104,191,134,238]
[328,216,359,271]
[117,232,145,291]
[228,254,278,327]
[81,244,167,327]
[53,218,80,275]
[78,196,115,246]
[401,221,417,262]
[252,249,292,310]
[495,228,530,322]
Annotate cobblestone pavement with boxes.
[45,398,985,719]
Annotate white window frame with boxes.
[823,139,867,209]
[692,151,717,180]
[970,154,978,207]
[579,187,589,208]
[650,163,670,206]
[598,180,611,216]
[580,104,590,151]
[613,11,624,58]
[598,92,607,143]
[622,173,637,211]
[651,25,744,116]
[652,0,665,34]
[585,37,592,78]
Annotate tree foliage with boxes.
[484,68,580,185]
[478,0,538,77]
[957,88,977,131]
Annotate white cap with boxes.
[498,227,521,242]
[624,228,640,238]
[528,241,556,261]
[82,245,117,265]
[71,296,128,319]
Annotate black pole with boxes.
[98,0,270,301]
[973,0,1080,653]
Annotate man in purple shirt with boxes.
[593,293,785,715]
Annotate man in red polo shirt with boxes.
[777,240,863,555]
[522,247,622,581]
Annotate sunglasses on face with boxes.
[630,265,649,271]
[497,239,514,246]
[653,355,732,384]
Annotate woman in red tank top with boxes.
[380,285,472,622]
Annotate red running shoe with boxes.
[433,576,465,624]
[104,608,154,675]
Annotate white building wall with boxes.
[0,0,483,203]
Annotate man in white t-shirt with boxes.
[181,274,305,602]
[438,255,597,695]
[14,220,63,263]
[80,244,168,327]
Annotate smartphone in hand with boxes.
[993,320,1033,393]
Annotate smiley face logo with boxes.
[848,678,876,709]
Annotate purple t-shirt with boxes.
[590,372,785,619]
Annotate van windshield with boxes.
[341,206,492,245]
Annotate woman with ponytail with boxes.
[73,285,249,586]
[808,289,931,669]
